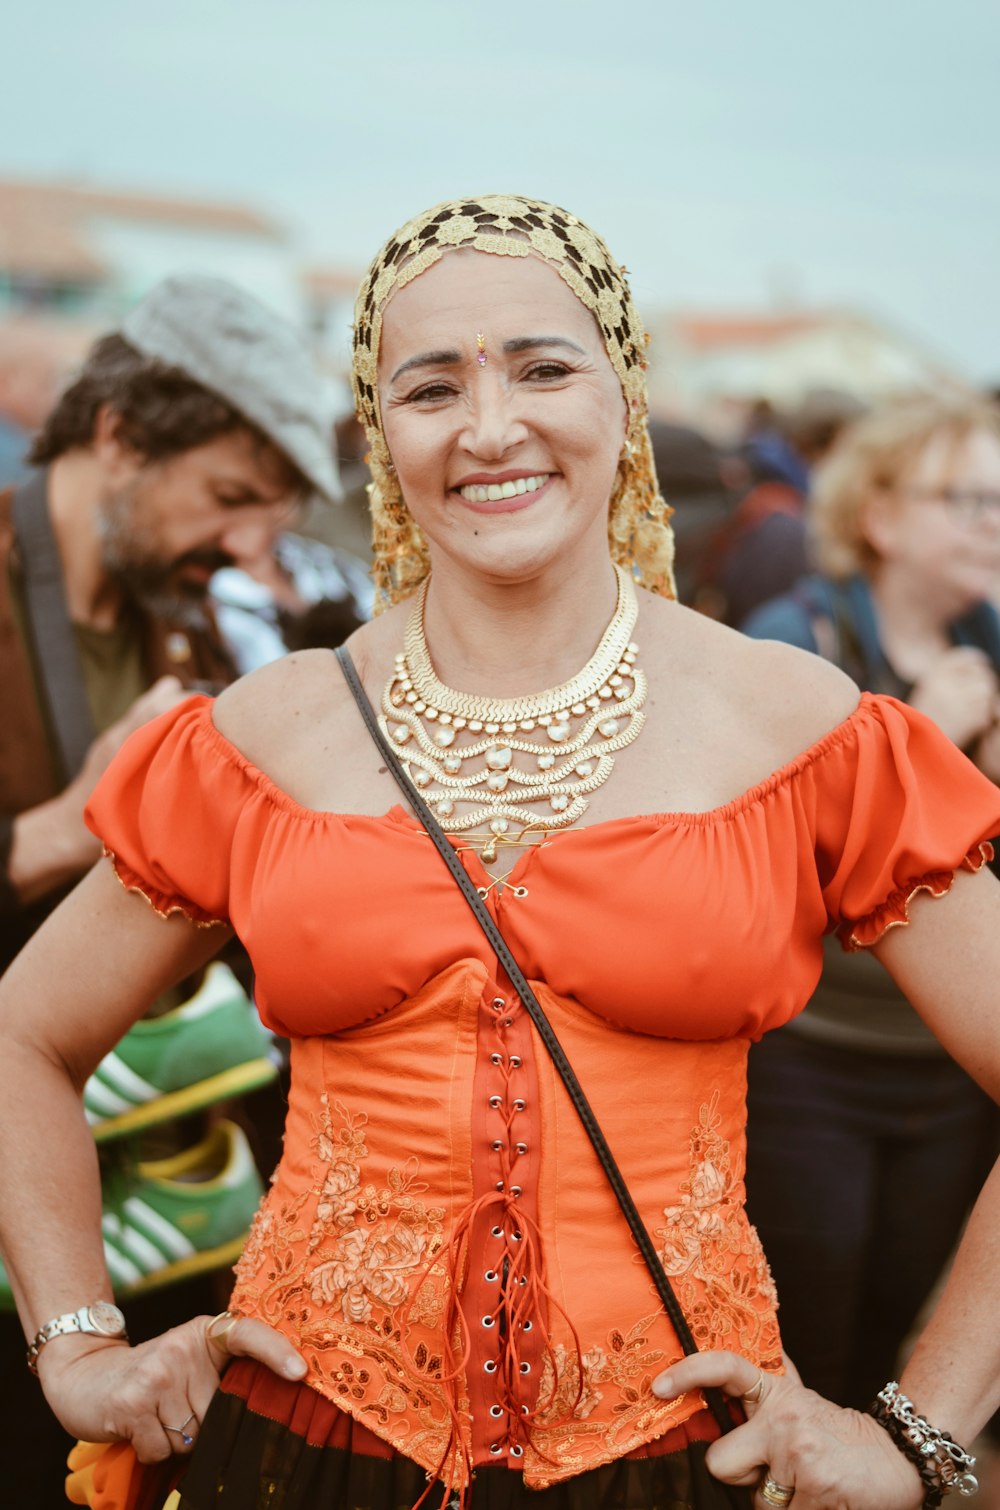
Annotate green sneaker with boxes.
[0,1120,263,1309]
[101,1119,264,1296]
[85,963,279,1141]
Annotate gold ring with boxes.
[759,1475,795,1507]
[205,1311,238,1355]
[743,1370,766,1404]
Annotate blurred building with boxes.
[647,310,969,435]
[0,178,302,324]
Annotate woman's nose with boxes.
[460,381,529,461]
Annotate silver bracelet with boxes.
[869,1382,978,1504]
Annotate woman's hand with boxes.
[651,1351,924,1510]
[908,647,999,749]
[36,1313,306,1463]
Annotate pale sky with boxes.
[4,0,998,378]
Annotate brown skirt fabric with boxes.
[172,1360,752,1510]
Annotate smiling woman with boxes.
[3,195,1000,1510]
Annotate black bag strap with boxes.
[336,645,738,1439]
[12,470,96,780]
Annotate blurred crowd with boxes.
[1,278,998,1507]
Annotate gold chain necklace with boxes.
[380,566,647,863]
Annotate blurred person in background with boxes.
[742,394,1000,1411]
[0,271,338,1510]
[0,320,65,487]
[210,519,372,674]
[667,392,864,626]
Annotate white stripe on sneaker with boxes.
[92,1053,160,1105]
[122,1198,196,1261]
[83,1079,135,1119]
[102,1234,144,1288]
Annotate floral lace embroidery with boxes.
[656,1090,779,1355]
[232,1096,454,1459]
[524,1094,781,1482]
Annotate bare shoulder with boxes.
[640,592,861,776]
[211,611,407,773]
[213,647,343,760]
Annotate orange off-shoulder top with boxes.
[85,691,1000,1493]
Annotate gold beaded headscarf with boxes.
[351,193,676,609]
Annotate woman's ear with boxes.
[858,486,900,560]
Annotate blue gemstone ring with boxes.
[163,1411,196,1448]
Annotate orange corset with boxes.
[229,959,782,1493]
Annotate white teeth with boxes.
[457,474,550,503]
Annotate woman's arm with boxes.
[653,866,1000,1509]
[0,859,304,1460]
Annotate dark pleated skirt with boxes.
[167,1360,752,1510]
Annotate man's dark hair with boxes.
[29,334,310,497]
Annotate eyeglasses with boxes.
[905,487,1000,525]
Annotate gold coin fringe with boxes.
[350,194,676,611]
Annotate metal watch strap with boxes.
[27,1304,128,1374]
[336,645,739,1442]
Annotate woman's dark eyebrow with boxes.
[502,336,586,355]
[390,349,461,383]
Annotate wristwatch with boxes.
[27,1302,128,1374]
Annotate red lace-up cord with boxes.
[400,1007,585,1510]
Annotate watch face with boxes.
[86,1302,126,1336]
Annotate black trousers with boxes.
[745,1027,999,1410]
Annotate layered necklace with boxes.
[380,565,647,869]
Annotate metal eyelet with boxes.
[503,1017,514,1027]
[512,1098,526,1112]
[512,886,529,899]
[492,997,506,1010]
[520,1361,531,1374]
[488,1095,503,1109]
[482,1315,496,1328]
[510,1185,522,1198]
[489,1404,504,1418]
[509,1055,522,1068]
[484,1359,498,1374]
[522,1405,530,1416]
[484,1270,498,1282]
[510,1443,524,1458]
[490,1225,503,1238]
[490,1053,503,1066]
[489,1442,502,1455]
[515,1142,528,1155]
[512,1229,523,1242]
[490,1140,504,1151]
[495,1180,505,1192]
[522,1320,533,1332]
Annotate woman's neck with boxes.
[867,563,959,678]
[419,555,622,698]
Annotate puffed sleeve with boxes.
[813,694,1000,950]
[84,696,245,927]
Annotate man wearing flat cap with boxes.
[0,276,340,1506]
[0,273,340,969]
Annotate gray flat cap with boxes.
[122,274,341,502]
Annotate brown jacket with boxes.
[0,478,234,959]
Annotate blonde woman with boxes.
[743,396,1000,1413]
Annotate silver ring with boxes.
[759,1475,795,1507]
[163,1410,196,1448]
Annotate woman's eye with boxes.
[406,381,456,403]
[524,361,571,382]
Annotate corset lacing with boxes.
[401,1001,586,1509]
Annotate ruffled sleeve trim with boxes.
[102,845,229,929]
[840,840,994,951]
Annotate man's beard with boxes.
[98,481,233,629]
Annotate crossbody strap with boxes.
[336,644,738,1438]
[12,470,96,780]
